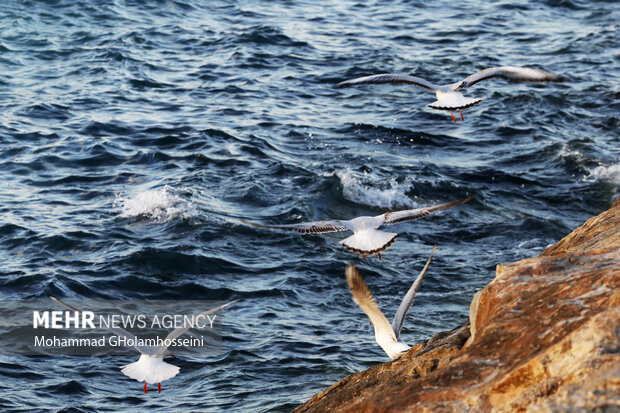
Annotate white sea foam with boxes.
[586,164,620,185]
[328,170,416,209]
[115,185,197,222]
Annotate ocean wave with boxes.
[328,170,416,209]
[585,164,620,185]
[558,143,586,164]
[114,185,197,222]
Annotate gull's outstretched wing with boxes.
[391,245,436,338]
[453,66,561,90]
[382,194,475,226]
[337,74,439,92]
[242,219,350,234]
[156,300,238,354]
[50,296,144,354]
[346,265,397,342]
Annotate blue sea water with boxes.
[0,0,618,411]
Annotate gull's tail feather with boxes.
[121,355,180,384]
[429,95,483,111]
[340,229,397,256]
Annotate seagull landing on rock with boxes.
[242,194,473,260]
[346,245,436,359]
[51,296,237,393]
[337,66,561,122]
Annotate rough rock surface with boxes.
[295,199,620,412]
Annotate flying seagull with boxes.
[337,66,561,122]
[51,296,237,393]
[346,244,436,359]
[243,194,473,259]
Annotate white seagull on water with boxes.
[346,244,436,359]
[337,66,561,122]
[51,296,237,393]
[243,194,473,259]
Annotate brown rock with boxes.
[295,198,620,412]
[541,198,620,256]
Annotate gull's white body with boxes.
[376,332,410,360]
[51,296,237,391]
[430,90,482,111]
[337,66,560,121]
[339,215,397,257]
[121,354,180,385]
[244,195,473,258]
[346,245,436,359]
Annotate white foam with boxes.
[586,164,620,185]
[115,185,197,222]
[328,170,416,209]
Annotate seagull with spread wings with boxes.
[346,245,436,359]
[337,66,561,122]
[51,296,237,393]
[243,194,473,259]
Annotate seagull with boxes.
[243,194,473,259]
[346,244,436,359]
[337,66,561,122]
[51,296,237,393]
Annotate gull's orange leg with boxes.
[450,111,456,122]
[377,252,381,260]
[460,110,464,121]
[144,382,147,393]
[158,383,161,393]
[361,253,366,260]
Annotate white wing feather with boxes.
[51,296,146,354]
[382,194,475,226]
[346,264,397,342]
[454,66,560,90]
[391,245,436,338]
[156,300,238,354]
[242,219,350,234]
[338,73,439,92]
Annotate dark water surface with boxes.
[0,0,618,411]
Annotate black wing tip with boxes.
[221,299,240,309]
[440,193,476,210]
[463,193,477,202]
[457,193,476,206]
[240,218,270,229]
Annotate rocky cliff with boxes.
[295,198,620,412]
